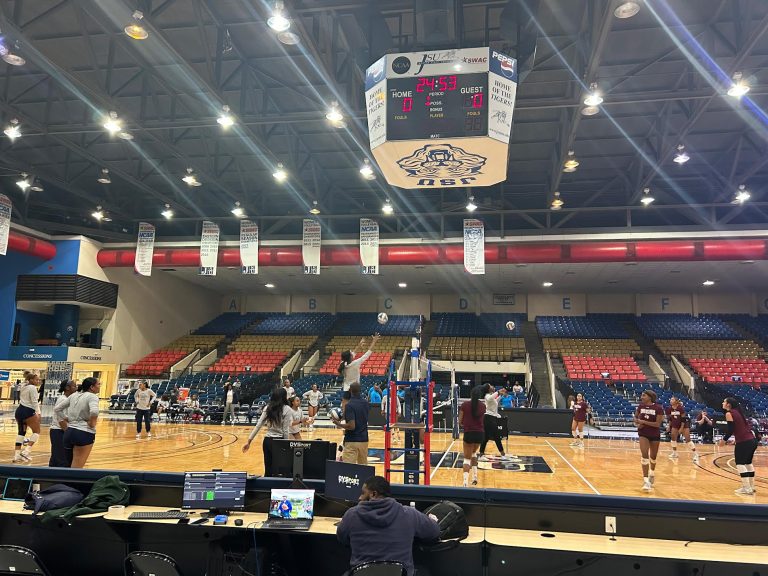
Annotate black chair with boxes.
[124,551,183,576]
[349,561,406,576]
[0,545,51,575]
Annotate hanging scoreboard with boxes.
[365,48,517,189]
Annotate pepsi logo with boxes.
[500,59,515,78]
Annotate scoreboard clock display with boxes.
[366,47,517,189]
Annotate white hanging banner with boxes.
[134,222,155,276]
[199,220,220,276]
[0,194,11,256]
[463,219,485,275]
[359,218,379,275]
[240,220,259,274]
[302,219,321,275]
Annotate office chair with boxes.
[0,545,51,575]
[349,561,407,576]
[124,551,183,576]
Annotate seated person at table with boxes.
[337,476,440,576]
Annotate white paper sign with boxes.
[134,222,155,276]
[240,220,259,274]
[0,194,11,256]
[360,218,379,275]
[463,219,485,275]
[302,219,321,275]
[199,220,220,276]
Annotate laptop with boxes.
[2,478,32,501]
[262,488,315,531]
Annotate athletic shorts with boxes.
[63,428,96,448]
[14,405,36,422]
[734,438,758,465]
[463,431,484,444]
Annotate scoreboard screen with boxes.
[386,72,488,141]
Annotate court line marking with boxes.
[430,439,456,480]
[545,440,601,495]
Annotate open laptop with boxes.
[2,478,32,501]
[262,488,315,531]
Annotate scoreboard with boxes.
[366,48,517,189]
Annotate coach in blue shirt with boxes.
[369,384,382,405]
[332,382,369,465]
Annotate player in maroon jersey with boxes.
[718,397,758,495]
[666,397,699,464]
[459,385,486,487]
[569,393,590,447]
[634,389,665,491]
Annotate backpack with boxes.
[41,475,129,524]
[24,484,84,515]
[423,500,469,542]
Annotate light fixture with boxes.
[466,195,477,212]
[92,206,105,221]
[309,200,320,215]
[265,283,275,288]
[272,162,287,182]
[583,83,603,107]
[4,118,20,141]
[268,1,291,32]
[563,150,579,172]
[702,280,715,286]
[673,144,690,165]
[16,173,30,191]
[542,281,553,288]
[117,131,133,140]
[182,168,201,187]
[727,71,750,98]
[124,10,149,40]
[359,159,376,180]
[231,201,245,218]
[382,198,394,215]
[732,184,750,204]
[326,102,344,124]
[97,168,111,184]
[614,1,641,19]
[398,282,407,288]
[0,42,25,66]
[161,204,173,219]
[580,105,600,116]
[277,31,301,45]
[216,105,235,128]
[640,187,655,206]
[103,111,122,135]
[550,191,563,210]
[29,179,43,192]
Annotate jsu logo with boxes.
[397,144,485,187]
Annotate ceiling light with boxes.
[673,144,690,165]
[398,282,407,288]
[326,102,344,124]
[161,204,173,219]
[640,187,655,206]
[732,184,750,204]
[231,201,245,218]
[583,83,603,107]
[117,131,133,140]
[466,195,477,212]
[265,283,275,288]
[702,280,715,286]
[562,150,579,172]
[272,162,288,182]
[92,206,105,221]
[277,31,300,45]
[614,1,641,19]
[359,159,376,180]
[727,71,750,98]
[382,198,394,215]
[97,168,111,184]
[0,42,25,66]
[309,200,320,215]
[124,10,149,40]
[4,118,20,141]
[216,105,235,128]
[580,105,600,116]
[550,191,563,210]
[29,179,43,192]
[268,1,291,32]
[182,168,201,187]
[16,173,30,191]
[542,281,553,288]
[103,111,122,135]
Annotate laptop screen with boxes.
[3,478,32,501]
[268,489,315,520]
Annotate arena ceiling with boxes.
[1,0,768,242]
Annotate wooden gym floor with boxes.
[1,417,766,505]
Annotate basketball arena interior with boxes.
[0,1,767,575]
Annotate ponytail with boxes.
[338,350,353,377]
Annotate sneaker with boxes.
[649,475,656,486]
[734,487,754,495]
[18,452,31,462]
[462,479,468,488]
[569,440,579,446]
[692,453,700,464]
[12,456,23,463]
[669,452,679,460]
[477,455,489,462]
[642,481,653,491]
[147,432,152,439]
[471,479,478,486]
[136,434,141,440]
[576,440,584,448]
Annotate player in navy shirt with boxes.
[332,382,370,465]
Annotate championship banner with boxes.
[463,219,485,275]
[0,194,11,256]
[240,219,259,274]
[134,222,155,276]
[359,218,379,275]
[199,220,220,276]
[302,219,321,275]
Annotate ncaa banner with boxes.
[463,219,485,275]
[359,218,379,275]
[0,194,11,256]
[240,220,259,274]
[302,219,321,275]
[134,222,155,276]
[199,220,220,276]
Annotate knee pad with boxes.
[29,433,39,444]
[640,457,650,466]
[649,459,657,466]
[15,435,25,445]
[670,441,678,448]
[463,458,471,467]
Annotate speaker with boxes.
[90,328,103,349]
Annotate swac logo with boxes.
[492,51,516,78]
[397,144,486,186]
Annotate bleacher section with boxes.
[432,313,526,336]
[125,350,186,376]
[689,358,768,384]
[319,352,393,376]
[247,313,335,335]
[193,312,261,336]
[562,356,646,381]
[336,313,420,335]
[716,384,768,417]
[635,314,741,340]
[427,337,526,361]
[536,315,629,338]
[544,338,642,358]
[619,382,712,418]
[209,351,288,374]
[731,315,768,343]
[164,334,222,354]
[326,335,410,354]
[654,339,766,359]
[229,335,317,352]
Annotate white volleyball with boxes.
[505,321,516,331]
[377,312,389,324]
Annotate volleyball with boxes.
[505,320,516,331]
[377,312,389,324]
[329,406,343,420]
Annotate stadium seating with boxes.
[336,313,420,335]
[209,351,288,374]
[247,313,335,335]
[654,339,766,359]
[229,335,317,352]
[689,358,768,384]
[544,338,642,358]
[716,384,768,417]
[728,315,768,343]
[164,334,223,354]
[536,315,630,338]
[326,335,410,354]
[432,313,526,336]
[427,337,526,361]
[635,314,741,340]
[562,356,646,381]
[319,352,393,376]
[125,350,187,376]
[193,312,261,336]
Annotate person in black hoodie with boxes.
[337,476,440,576]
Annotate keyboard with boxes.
[128,511,189,520]
[263,519,312,530]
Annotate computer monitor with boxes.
[182,471,247,515]
[324,460,375,502]
[270,439,337,480]
[268,488,315,520]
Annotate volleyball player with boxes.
[479,384,508,460]
[49,379,77,467]
[288,395,312,439]
[458,385,486,487]
[667,396,699,464]
[381,385,402,442]
[719,397,758,495]
[570,393,590,447]
[635,389,664,491]
[338,334,381,392]
[242,388,292,476]
[13,372,42,463]
[134,381,156,439]
[302,384,324,425]
[55,377,101,469]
